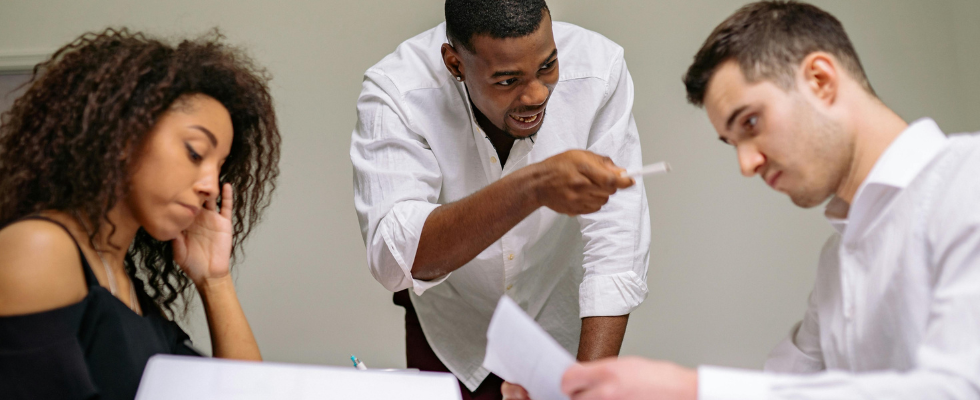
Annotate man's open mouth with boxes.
[510,113,540,123]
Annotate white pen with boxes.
[622,161,672,178]
[350,355,367,370]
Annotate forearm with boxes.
[576,314,629,361]
[411,166,543,280]
[197,275,261,361]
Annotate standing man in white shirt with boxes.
[550,1,980,400]
[350,0,651,398]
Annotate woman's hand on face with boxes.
[173,183,234,287]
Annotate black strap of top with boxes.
[15,216,100,288]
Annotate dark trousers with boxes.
[394,290,504,400]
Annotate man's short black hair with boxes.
[683,0,874,107]
[445,0,550,52]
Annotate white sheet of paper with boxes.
[623,161,671,178]
[135,355,461,400]
[483,296,575,400]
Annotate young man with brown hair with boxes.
[542,1,980,399]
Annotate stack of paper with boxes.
[135,355,461,400]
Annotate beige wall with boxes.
[1,0,977,370]
[952,0,980,129]
[0,74,30,113]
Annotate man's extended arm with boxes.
[412,150,633,280]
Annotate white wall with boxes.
[1,0,977,371]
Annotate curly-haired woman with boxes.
[0,28,280,399]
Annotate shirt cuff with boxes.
[578,270,648,318]
[698,366,773,400]
[379,201,447,296]
[408,272,451,295]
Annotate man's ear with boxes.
[800,52,839,107]
[441,43,465,81]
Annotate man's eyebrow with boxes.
[725,105,749,132]
[190,125,218,146]
[541,49,558,65]
[491,69,523,78]
[489,49,558,78]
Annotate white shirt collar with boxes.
[861,118,947,190]
[825,118,947,234]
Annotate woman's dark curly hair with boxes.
[0,28,281,319]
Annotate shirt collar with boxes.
[860,118,947,190]
[824,118,947,234]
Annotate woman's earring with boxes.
[455,75,464,82]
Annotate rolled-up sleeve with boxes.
[576,52,651,318]
[351,70,449,295]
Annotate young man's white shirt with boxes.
[699,118,980,399]
[351,22,651,390]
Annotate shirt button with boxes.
[508,254,514,261]
[506,284,513,291]
[491,156,497,163]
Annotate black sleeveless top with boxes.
[0,217,201,400]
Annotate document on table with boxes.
[135,354,461,400]
[483,296,576,400]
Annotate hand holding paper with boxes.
[483,296,575,400]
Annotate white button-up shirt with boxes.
[699,118,980,399]
[351,22,651,390]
